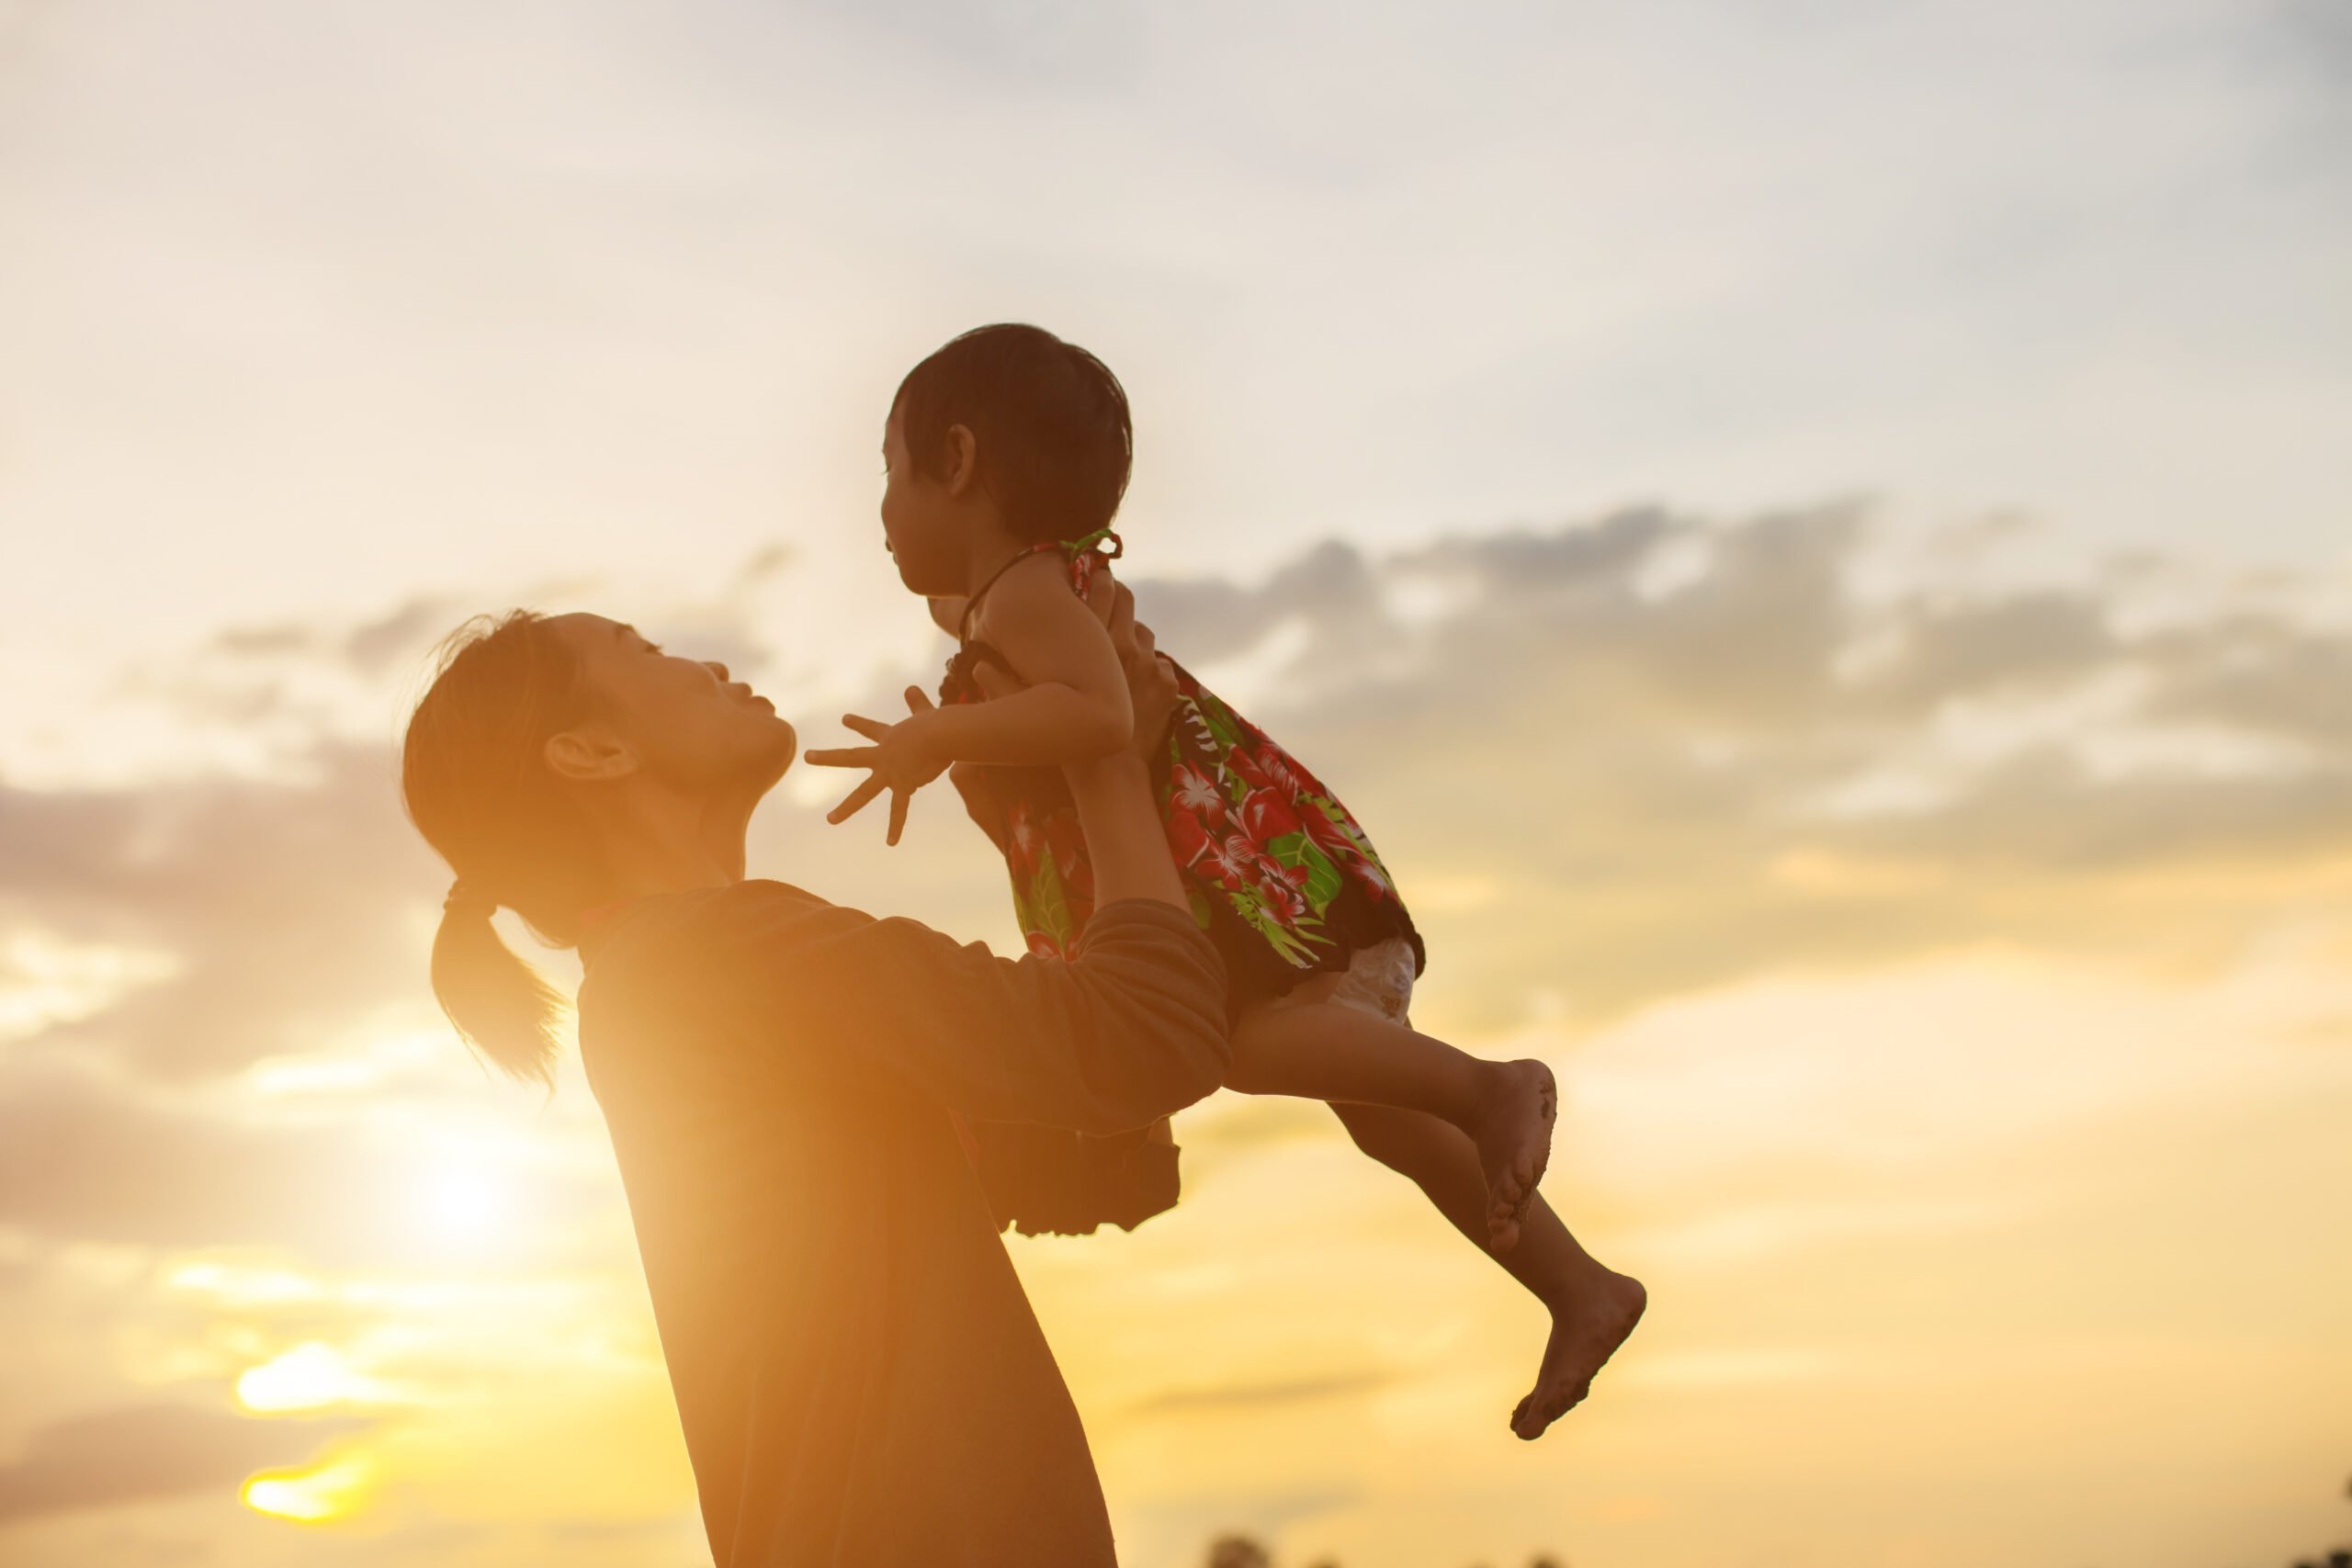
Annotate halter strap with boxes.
[956,529,1125,642]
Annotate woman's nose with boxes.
[704,661,730,682]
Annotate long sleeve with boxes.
[693,882,1230,1135]
[960,1118,1183,1236]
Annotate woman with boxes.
[399,587,1227,1566]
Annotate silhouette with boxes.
[400,604,1226,1565]
[811,322,1645,1439]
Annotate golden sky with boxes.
[2,4,2348,1566]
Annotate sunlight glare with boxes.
[236,1341,385,1413]
[241,1454,372,1523]
[422,1163,513,1245]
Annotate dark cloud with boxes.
[4,503,2347,1259]
[738,542,795,581]
[1121,503,2352,1026]
[0,1403,362,1525]
[206,624,318,659]
[0,743,445,1077]
[0,1057,609,1259]
[345,595,471,676]
[1125,1371,1391,1418]
[0,1062,373,1250]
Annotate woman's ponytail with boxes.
[403,614,613,1089]
[427,880,568,1089]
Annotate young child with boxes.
[807,323,1645,1438]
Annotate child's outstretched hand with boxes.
[803,686,950,846]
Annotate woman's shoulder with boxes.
[588,880,827,969]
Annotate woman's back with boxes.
[576,878,1223,1566]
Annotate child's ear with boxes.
[943,423,979,498]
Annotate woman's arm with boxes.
[687,885,1227,1134]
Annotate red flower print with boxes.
[1347,856,1394,901]
[1257,749,1320,803]
[1207,832,1261,889]
[1007,802,1043,874]
[1228,747,1276,796]
[1170,761,1228,829]
[1298,802,1362,863]
[1167,807,1215,870]
[1026,931,1069,960]
[1239,787,1303,846]
[1252,862,1310,922]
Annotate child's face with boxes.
[878,407,970,597]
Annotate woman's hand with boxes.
[804,686,952,847]
[1079,571,1177,762]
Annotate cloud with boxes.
[0,1062,377,1250]
[1125,1370,1391,1419]
[0,744,443,1077]
[0,1402,362,1526]
[1117,503,2352,1028]
[3,503,2346,1256]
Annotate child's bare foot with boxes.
[1469,1058,1556,1250]
[1512,1269,1646,1440]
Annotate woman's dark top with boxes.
[576,878,1229,1567]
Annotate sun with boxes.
[419,1161,514,1246]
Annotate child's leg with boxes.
[1330,1100,1647,1440]
[1229,988,1556,1248]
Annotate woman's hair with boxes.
[892,322,1133,546]
[401,611,613,1087]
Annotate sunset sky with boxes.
[2,2,2348,1566]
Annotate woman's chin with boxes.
[763,716,798,773]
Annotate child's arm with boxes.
[925,558,1134,765]
[807,562,1141,844]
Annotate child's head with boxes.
[880,323,1131,595]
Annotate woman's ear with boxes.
[943,423,979,498]
[543,725,639,783]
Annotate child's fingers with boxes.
[841,714,893,741]
[825,775,887,824]
[901,685,934,716]
[801,746,878,769]
[886,786,910,846]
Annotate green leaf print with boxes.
[1019,852,1081,950]
[1264,830,1345,914]
[1191,693,1249,753]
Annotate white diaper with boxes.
[1327,935,1418,1024]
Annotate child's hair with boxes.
[892,323,1132,546]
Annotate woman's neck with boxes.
[594,779,755,899]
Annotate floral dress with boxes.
[939,529,1425,1014]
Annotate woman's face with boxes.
[542,613,797,795]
